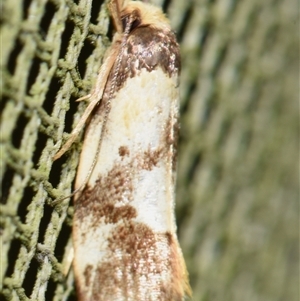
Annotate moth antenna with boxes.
[109,0,124,34]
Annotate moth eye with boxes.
[122,14,141,33]
[130,18,141,31]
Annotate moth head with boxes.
[121,1,171,33]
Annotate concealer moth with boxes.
[54,0,191,300]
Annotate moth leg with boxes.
[75,94,92,102]
[53,43,121,161]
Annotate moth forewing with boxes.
[55,0,191,300]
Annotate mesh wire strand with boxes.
[1,0,298,300]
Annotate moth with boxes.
[54,0,191,300]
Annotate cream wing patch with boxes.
[75,68,179,232]
[73,68,188,301]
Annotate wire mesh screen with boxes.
[1,0,298,300]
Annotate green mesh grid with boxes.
[1,0,298,300]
